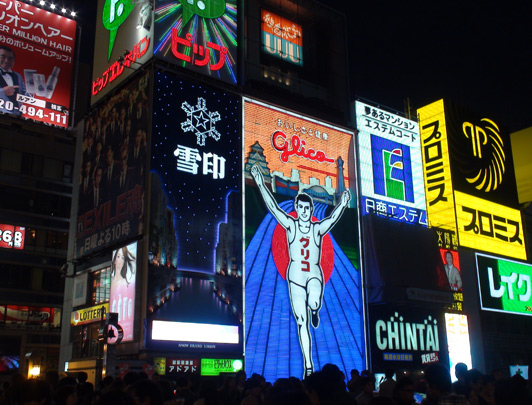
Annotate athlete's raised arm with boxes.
[316,189,351,237]
[251,165,293,230]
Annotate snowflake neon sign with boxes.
[181,97,221,146]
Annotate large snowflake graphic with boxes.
[181,97,221,146]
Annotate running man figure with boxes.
[251,165,351,377]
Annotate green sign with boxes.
[477,253,532,316]
[103,0,136,60]
[200,358,243,376]
[179,0,226,25]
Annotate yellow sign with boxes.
[153,358,166,376]
[418,100,457,234]
[455,191,526,260]
[70,303,109,326]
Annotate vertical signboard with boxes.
[418,100,456,234]
[455,192,526,260]
[261,9,302,66]
[91,0,153,105]
[154,0,237,85]
[244,98,364,381]
[476,253,532,316]
[110,242,137,341]
[356,102,427,226]
[0,1,76,127]
[75,72,148,258]
[444,313,472,380]
[147,71,242,354]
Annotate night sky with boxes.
[71,1,531,132]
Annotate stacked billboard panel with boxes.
[147,71,243,356]
[244,98,364,381]
[356,102,427,226]
[0,0,76,127]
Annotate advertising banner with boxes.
[154,0,237,85]
[75,71,148,259]
[147,71,242,354]
[110,242,137,341]
[244,98,364,381]
[70,303,109,326]
[261,9,302,66]
[455,191,526,261]
[0,0,76,127]
[356,102,426,226]
[418,100,457,234]
[444,101,519,207]
[369,305,448,371]
[476,253,532,316]
[91,0,153,105]
[0,224,24,249]
[444,313,472,379]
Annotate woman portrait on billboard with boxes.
[110,243,137,341]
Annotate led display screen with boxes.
[444,313,472,382]
[147,71,242,354]
[92,0,153,105]
[417,100,457,235]
[455,192,526,260]
[444,100,519,207]
[154,0,237,85]
[369,305,448,371]
[75,71,148,259]
[244,98,364,381]
[0,0,76,127]
[356,102,426,226]
[476,253,532,316]
[261,9,302,66]
[110,241,137,341]
[0,224,25,250]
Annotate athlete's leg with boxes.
[288,281,313,375]
[307,277,324,328]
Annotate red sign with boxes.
[166,359,200,374]
[0,1,77,127]
[0,224,25,249]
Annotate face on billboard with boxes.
[76,72,148,259]
[455,191,526,260]
[110,242,137,341]
[147,71,242,354]
[0,1,76,127]
[261,10,302,66]
[92,0,153,104]
[356,102,426,226]
[154,0,237,85]
[418,100,457,234]
[476,253,532,316]
[244,98,364,381]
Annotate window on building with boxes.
[91,267,111,305]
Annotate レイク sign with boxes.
[0,224,25,250]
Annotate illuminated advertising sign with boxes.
[75,72,148,259]
[165,358,200,374]
[444,313,472,381]
[418,100,457,234]
[476,253,532,316]
[147,71,242,354]
[110,242,137,341]
[455,191,526,260]
[261,9,302,66]
[356,102,426,226]
[445,101,518,207]
[0,1,76,127]
[369,306,447,370]
[92,0,153,104]
[154,0,237,85]
[201,358,243,376]
[244,98,364,381]
[0,224,24,249]
[70,303,109,326]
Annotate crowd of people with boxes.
[1,363,531,405]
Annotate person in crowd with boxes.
[392,376,417,405]
[378,368,396,398]
[422,363,468,405]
